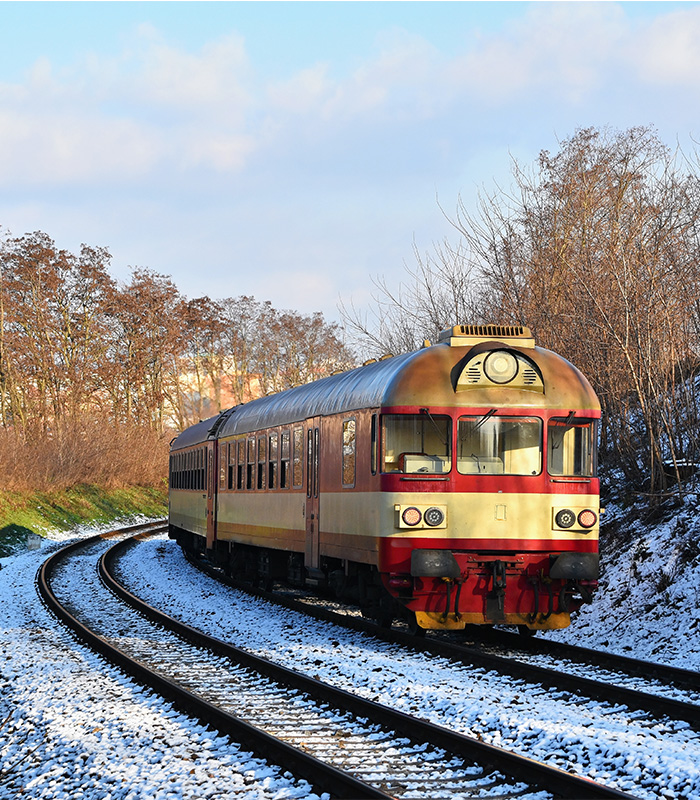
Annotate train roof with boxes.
[170,325,600,450]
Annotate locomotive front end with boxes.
[377,325,601,632]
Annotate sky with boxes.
[1,1,700,324]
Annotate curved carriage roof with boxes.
[222,351,418,438]
[170,350,418,450]
[170,335,600,450]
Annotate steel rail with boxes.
[36,527,389,800]
[478,628,700,693]
[109,533,640,800]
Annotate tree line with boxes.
[0,232,353,490]
[344,126,700,498]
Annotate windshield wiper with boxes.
[420,407,448,446]
[473,408,497,430]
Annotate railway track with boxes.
[37,525,638,800]
[191,554,700,729]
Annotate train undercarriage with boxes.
[169,525,596,636]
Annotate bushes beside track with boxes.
[0,419,172,492]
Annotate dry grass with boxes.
[0,419,171,492]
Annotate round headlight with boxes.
[424,507,445,527]
[484,351,518,384]
[555,509,576,529]
[578,509,597,529]
[402,507,422,526]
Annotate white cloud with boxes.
[448,3,627,105]
[2,4,700,193]
[628,7,700,85]
[267,64,332,114]
[124,26,252,117]
[0,111,162,185]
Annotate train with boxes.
[168,324,601,634]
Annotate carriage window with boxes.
[342,419,356,487]
[371,414,378,476]
[237,439,245,490]
[548,418,597,477]
[382,413,451,474]
[220,443,228,490]
[293,427,304,487]
[257,436,267,490]
[280,430,291,489]
[269,432,278,490]
[247,438,255,490]
[458,416,542,475]
[228,442,236,490]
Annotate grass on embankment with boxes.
[0,484,168,557]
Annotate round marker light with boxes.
[424,507,445,527]
[484,351,518,384]
[578,509,597,529]
[402,507,422,526]
[555,509,576,529]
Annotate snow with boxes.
[1,505,700,799]
[544,498,700,672]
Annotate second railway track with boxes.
[38,526,644,800]
[183,543,700,729]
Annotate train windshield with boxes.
[547,417,598,477]
[457,416,542,475]
[382,414,451,473]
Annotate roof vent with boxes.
[438,324,535,348]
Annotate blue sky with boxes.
[1,1,699,323]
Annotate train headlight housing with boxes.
[396,504,447,529]
[484,350,519,384]
[578,509,597,529]
[424,507,445,527]
[555,508,576,529]
[401,507,422,526]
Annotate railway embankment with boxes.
[544,491,700,671]
[0,484,167,558]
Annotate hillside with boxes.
[546,486,700,670]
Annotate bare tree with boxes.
[346,126,700,496]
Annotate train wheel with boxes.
[518,625,537,638]
[407,613,426,638]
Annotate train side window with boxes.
[269,432,278,490]
[382,413,452,474]
[220,443,228,490]
[257,436,267,490]
[293,427,304,487]
[371,414,378,476]
[306,429,313,498]
[280,430,291,489]
[342,418,356,487]
[237,439,245,490]
[313,427,320,498]
[548,417,597,477]
[228,442,236,490]
[247,438,255,490]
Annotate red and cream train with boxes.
[169,324,601,633]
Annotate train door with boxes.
[206,441,216,550]
[305,417,321,569]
